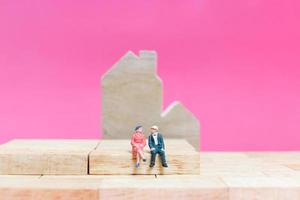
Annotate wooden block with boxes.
[0,140,99,175]
[0,175,227,200]
[198,152,300,178]
[1,151,300,199]
[98,176,228,200]
[286,164,300,170]
[245,151,300,165]
[244,152,300,177]
[221,176,300,200]
[0,175,99,200]
[89,139,200,175]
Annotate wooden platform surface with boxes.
[1,151,300,200]
[1,140,300,199]
[89,139,200,175]
[0,139,199,175]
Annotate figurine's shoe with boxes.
[149,163,155,168]
[142,158,147,162]
[135,163,140,168]
[162,163,168,168]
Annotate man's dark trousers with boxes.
[150,148,166,166]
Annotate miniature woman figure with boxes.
[131,125,147,168]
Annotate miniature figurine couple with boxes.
[131,125,168,168]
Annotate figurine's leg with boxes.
[136,153,140,163]
[150,150,157,167]
[158,150,167,166]
[135,150,141,168]
[138,149,146,161]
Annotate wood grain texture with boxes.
[0,175,228,200]
[89,139,200,175]
[0,175,99,200]
[221,176,300,200]
[0,140,100,175]
[1,151,300,199]
[98,175,227,200]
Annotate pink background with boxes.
[0,1,299,151]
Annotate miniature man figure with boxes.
[148,125,168,168]
[131,125,147,168]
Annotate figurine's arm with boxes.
[148,136,155,151]
[148,136,152,148]
[161,135,165,151]
[142,135,146,147]
[131,134,137,147]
